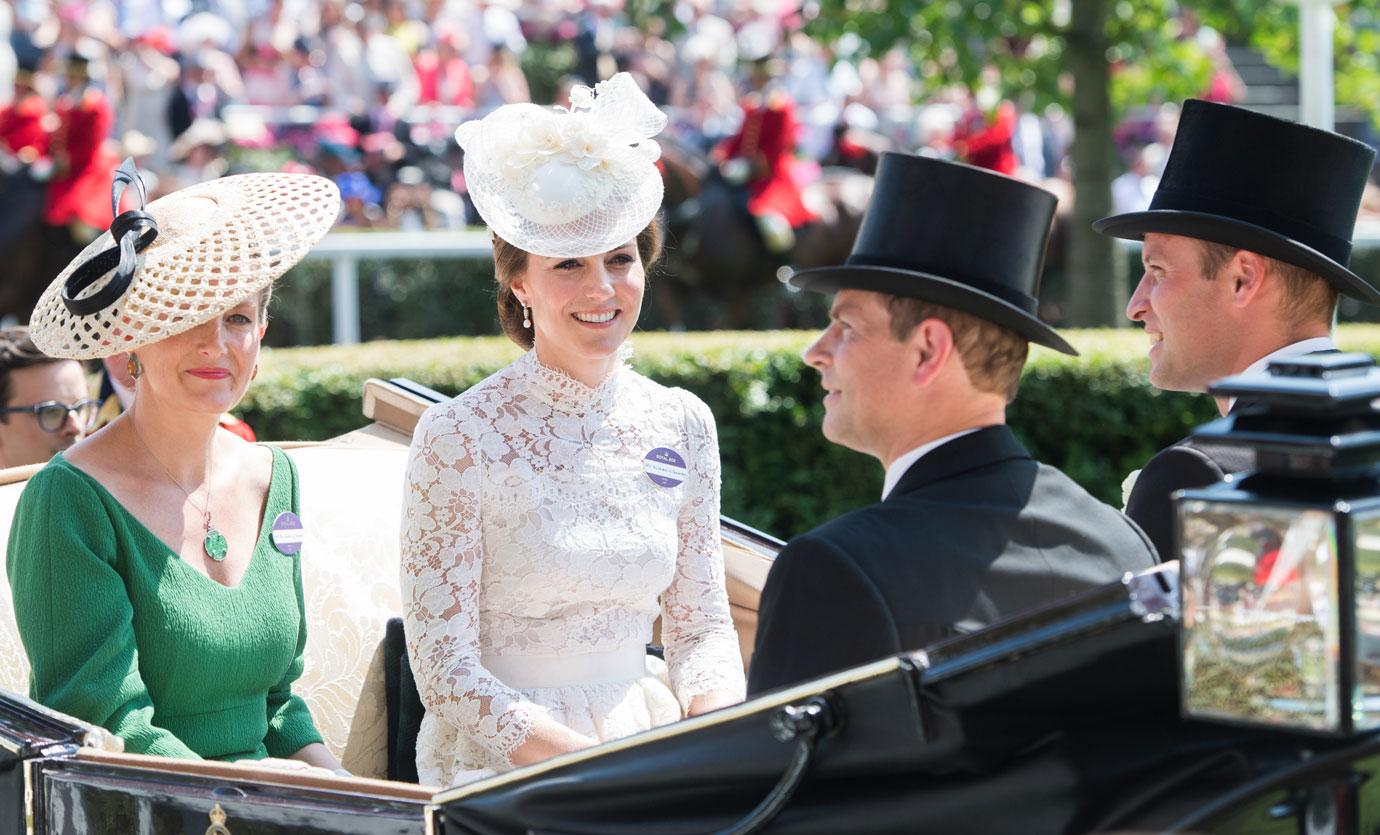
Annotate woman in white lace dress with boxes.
[401,74,746,786]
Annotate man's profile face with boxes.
[1127,233,1237,392]
[0,361,90,468]
[802,289,915,459]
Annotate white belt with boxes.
[482,643,648,689]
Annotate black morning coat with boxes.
[1124,349,1338,561]
[1123,433,1252,564]
[747,425,1160,695]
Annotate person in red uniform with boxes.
[953,97,1018,177]
[38,52,119,300]
[0,60,56,321]
[0,63,53,169]
[711,58,815,254]
[44,52,118,241]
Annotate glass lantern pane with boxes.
[1352,510,1380,729]
[1180,499,1340,732]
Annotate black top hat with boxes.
[1094,99,1378,304]
[789,153,1075,355]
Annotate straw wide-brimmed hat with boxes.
[455,72,666,259]
[30,165,340,360]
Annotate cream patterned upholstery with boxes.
[289,440,409,777]
[0,471,34,699]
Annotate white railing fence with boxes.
[302,230,493,345]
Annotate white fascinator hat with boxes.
[455,72,668,259]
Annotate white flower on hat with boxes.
[568,84,596,111]
[559,118,613,170]
[502,118,565,179]
[456,73,667,258]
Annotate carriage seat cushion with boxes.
[287,444,408,776]
[0,472,35,698]
[0,442,409,779]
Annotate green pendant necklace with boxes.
[131,421,227,561]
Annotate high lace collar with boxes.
[515,344,632,416]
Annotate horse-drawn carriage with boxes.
[0,376,1378,834]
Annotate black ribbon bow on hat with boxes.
[60,157,160,316]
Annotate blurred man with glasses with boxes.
[0,327,95,469]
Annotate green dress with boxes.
[6,446,323,760]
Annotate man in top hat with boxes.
[1093,99,1379,560]
[747,153,1158,694]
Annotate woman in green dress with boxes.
[7,162,343,769]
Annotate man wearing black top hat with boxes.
[747,153,1158,694]
[1094,99,1379,561]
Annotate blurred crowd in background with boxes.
[0,0,1248,216]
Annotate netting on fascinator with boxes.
[456,73,667,258]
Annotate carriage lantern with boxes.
[1177,352,1380,735]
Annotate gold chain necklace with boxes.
[129,419,228,561]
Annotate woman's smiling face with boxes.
[513,242,645,384]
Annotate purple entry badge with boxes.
[271,511,305,556]
[644,447,688,488]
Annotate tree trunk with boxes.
[1064,0,1125,327]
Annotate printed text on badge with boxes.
[644,447,687,488]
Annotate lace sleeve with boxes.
[400,404,551,765]
[660,393,747,710]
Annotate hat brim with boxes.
[789,265,1078,356]
[1092,209,1380,305]
[29,173,340,360]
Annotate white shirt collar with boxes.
[881,427,985,500]
[1242,336,1336,376]
[1228,336,1335,411]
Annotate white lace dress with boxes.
[401,350,746,786]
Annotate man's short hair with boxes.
[883,296,1029,402]
[1197,240,1338,329]
[0,328,62,422]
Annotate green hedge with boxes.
[242,327,1380,539]
[264,258,504,348]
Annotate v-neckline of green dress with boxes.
[52,448,285,591]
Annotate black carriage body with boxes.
[430,564,1380,835]
[32,760,427,835]
[0,691,429,835]
[6,556,1380,830]
[0,693,86,835]
[434,569,1192,833]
